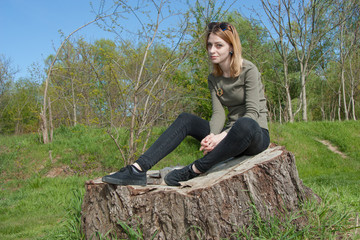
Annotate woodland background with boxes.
[1,0,359,163]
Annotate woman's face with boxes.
[207,33,232,66]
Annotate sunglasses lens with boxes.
[208,22,232,32]
[208,22,217,30]
[220,23,226,31]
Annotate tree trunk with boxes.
[279,97,282,124]
[71,77,77,126]
[285,84,293,123]
[48,97,53,142]
[301,72,307,122]
[350,85,356,121]
[341,67,349,121]
[81,146,319,239]
[40,110,49,144]
[338,86,342,121]
[349,58,357,120]
[339,20,351,121]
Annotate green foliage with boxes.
[0,78,40,134]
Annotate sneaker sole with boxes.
[102,176,146,186]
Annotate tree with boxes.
[0,55,17,133]
[347,47,360,120]
[0,55,17,120]
[94,0,194,164]
[259,0,297,122]
[259,0,347,121]
[0,78,40,134]
[40,14,112,143]
[337,0,359,120]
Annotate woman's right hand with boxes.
[200,132,227,155]
[200,134,214,155]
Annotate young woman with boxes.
[102,22,270,186]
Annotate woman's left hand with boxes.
[200,132,227,155]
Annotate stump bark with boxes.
[81,146,318,239]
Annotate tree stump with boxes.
[81,145,318,239]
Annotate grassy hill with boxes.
[0,121,359,239]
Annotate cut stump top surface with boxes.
[86,146,285,194]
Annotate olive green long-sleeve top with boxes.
[208,59,268,134]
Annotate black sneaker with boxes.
[102,165,147,186]
[164,164,199,186]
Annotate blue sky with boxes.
[0,0,261,80]
[0,0,114,79]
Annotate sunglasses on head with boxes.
[208,22,233,32]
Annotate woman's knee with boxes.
[177,112,198,122]
[233,117,258,130]
[178,112,192,119]
[176,112,209,140]
[178,112,194,118]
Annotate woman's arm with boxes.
[208,77,226,135]
[243,65,261,121]
[199,77,227,155]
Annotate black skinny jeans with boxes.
[135,113,270,173]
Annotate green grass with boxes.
[0,176,86,239]
[234,193,357,240]
[0,121,359,239]
[270,121,360,211]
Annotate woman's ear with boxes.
[230,46,234,55]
